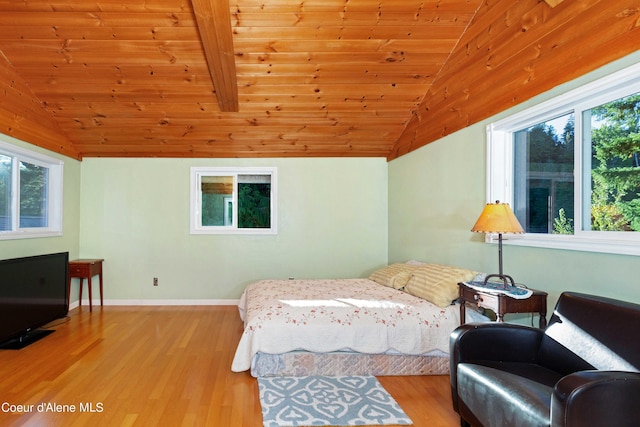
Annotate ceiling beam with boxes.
[191,0,239,112]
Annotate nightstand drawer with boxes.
[69,264,90,277]
[471,292,498,311]
[460,285,498,311]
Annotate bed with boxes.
[231,263,485,377]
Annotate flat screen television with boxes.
[0,252,69,349]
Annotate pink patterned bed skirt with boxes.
[251,351,450,377]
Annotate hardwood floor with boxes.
[0,306,460,427]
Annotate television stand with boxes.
[0,329,54,350]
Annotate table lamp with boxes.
[471,200,524,288]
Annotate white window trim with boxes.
[190,166,277,235]
[486,62,640,256]
[0,139,64,240]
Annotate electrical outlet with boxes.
[153,277,158,286]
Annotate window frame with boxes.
[190,166,277,235]
[0,139,64,240]
[486,62,640,256]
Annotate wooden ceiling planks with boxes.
[0,0,472,158]
[0,0,637,159]
[0,51,79,158]
[387,0,640,160]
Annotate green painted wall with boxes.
[388,51,640,315]
[0,134,81,264]
[78,157,388,301]
[3,51,640,312]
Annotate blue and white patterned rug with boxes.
[258,375,412,426]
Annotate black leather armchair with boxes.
[450,292,640,427]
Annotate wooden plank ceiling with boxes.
[0,0,638,160]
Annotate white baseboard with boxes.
[69,299,239,309]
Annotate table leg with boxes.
[539,312,547,329]
[79,278,84,307]
[88,275,93,312]
[99,272,104,307]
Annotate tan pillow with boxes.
[368,263,418,289]
[404,263,477,307]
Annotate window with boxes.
[487,62,640,256]
[190,167,277,234]
[0,139,63,240]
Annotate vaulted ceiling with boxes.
[0,0,638,160]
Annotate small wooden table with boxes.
[458,282,548,328]
[68,259,104,312]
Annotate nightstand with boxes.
[458,282,548,328]
[68,258,104,312]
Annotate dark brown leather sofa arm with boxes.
[551,370,640,427]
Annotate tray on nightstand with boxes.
[463,280,533,299]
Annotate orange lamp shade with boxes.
[471,201,524,234]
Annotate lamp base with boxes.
[483,273,515,290]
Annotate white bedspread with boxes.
[231,278,462,372]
